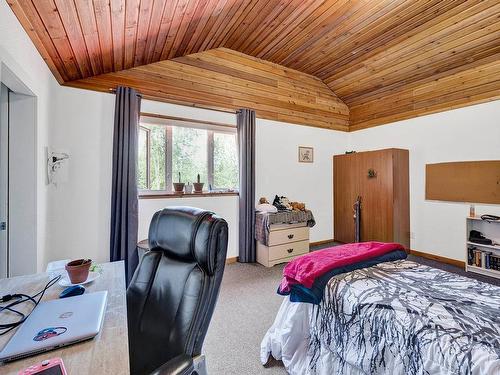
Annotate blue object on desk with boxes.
[59,285,85,298]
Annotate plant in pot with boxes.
[193,174,204,193]
[173,172,185,194]
[185,182,193,194]
[65,259,92,284]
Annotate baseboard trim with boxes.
[226,256,238,264]
[409,249,465,269]
[310,238,335,247]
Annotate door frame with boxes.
[0,83,8,278]
[0,62,38,276]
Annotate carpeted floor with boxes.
[204,262,286,375]
[203,248,499,375]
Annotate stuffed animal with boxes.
[291,202,306,211]
[259,197,269,204]
[272,195,292,211]
[280,197,292,210]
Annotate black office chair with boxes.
[127,207,229,375]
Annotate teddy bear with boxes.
[290,202,306,211]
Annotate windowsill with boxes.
[138,191,239,199]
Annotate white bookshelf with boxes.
[466,241,500,251]
[466,216,500,279]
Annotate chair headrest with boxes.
[148,207,227,274]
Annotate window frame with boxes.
[138,113,238,196]
[138,125,151,190]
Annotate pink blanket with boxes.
[279,242,405,293]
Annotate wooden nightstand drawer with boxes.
[268,226,309,246]
[268,240,309,261]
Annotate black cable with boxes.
[0,275,61,335]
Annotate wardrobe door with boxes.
[358,150,394,243]
[334,154,359,243]
[392,149,410,248]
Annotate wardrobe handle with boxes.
[287,248,293,254]
[288,234,294,239]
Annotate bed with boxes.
[261,260,500,375]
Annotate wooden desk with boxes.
[0,261,129,374]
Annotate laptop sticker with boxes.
[33,327,67,342]
[59,312,73,319]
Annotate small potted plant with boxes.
[173,172,185,194]
[185,182,193,194]
[193,174,204,193]
[65,259,92,284]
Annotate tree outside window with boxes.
[138,116,238,193]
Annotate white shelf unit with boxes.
[466,216,500,279]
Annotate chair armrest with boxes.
[150,354,194,375]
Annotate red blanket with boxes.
[279,242,405,293]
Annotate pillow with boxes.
[256,203,278,213]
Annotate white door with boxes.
[0,84,8,278]
[8,92,37,276]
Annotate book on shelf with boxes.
[474,249,482,267]
[467,247,475,266]
[484,252,492,269]
[491,255,500,271]
[466,215,500,277]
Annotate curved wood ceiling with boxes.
[7,0,500,130]
[66,48,350,130]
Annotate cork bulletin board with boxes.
[425,161,500,204]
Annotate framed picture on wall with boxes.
[298,146,314,163]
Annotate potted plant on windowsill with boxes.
[173,172,185,194]
[193,174,204,193]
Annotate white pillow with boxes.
[256,203,278,213]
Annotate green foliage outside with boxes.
[172,126,207,187]
[149,126,166,190]
[138,124,238,191]
[137,125,166,190]
[137,129,147,189]
[214,132,238,189]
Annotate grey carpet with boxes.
[203,248,499,374]
[204,262,286,374]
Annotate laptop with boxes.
[0,291,107,362]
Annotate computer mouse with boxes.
[59,285,85,299]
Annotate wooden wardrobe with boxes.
[334,148,410,248]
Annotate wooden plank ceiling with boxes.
[7,0,500,131]
[65,48,350,130]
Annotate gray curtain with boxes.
[110,86,141,284]
[237,109,256,262]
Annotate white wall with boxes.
[139,196,239,258]
[0,1,58,272]
[46,87,115,264]
[255,119,348,243]
[350,100,500,261]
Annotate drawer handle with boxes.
[287,248,293,254]
[288,234,294,239]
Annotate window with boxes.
[138,115,239,193]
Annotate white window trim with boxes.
[138,114,238,194]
